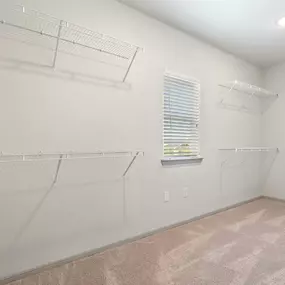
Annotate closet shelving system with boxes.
[219,79,279,152]
[0,6,145,250]
[0,5,142,82]
[218,80,279,172]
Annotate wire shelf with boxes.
[0,151,144,163]
[219,80,278,98]
[219,147,279,152]
[0,5,142,82]
[59,22,137,61]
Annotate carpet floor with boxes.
[6,197,285,285]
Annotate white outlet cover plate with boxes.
[164,191,170,202]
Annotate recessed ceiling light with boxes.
[278,17,285,27]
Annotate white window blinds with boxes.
[163,73,200,158]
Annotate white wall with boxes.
[0,0,262,279]
[262,62,285,198]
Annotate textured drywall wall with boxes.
[0,0,262,278]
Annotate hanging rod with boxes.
[219,80,278,98]
[0,151,144,163]
[219,147,279,152]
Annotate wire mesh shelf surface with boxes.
[219,80,278,98]
[0,5,142,82]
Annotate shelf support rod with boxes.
[123,152,139,177]
[123,47,139,83]
[52,20,63,69]
[220,81,236,104]
[123,176,127,222]
[8,155,64,249]
[51,154,63,187]
[241,88,256,111]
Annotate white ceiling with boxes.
[119,0,285,67]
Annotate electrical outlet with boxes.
[183,187,188,198]
[164,191,170,202]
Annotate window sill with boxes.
[161,157,204,166]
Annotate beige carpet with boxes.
[6,198,285,285]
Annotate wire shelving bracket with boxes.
[0,5,143,82]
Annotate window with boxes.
[163,72,201,161]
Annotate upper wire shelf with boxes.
[0,5,142,82]
[219,80,278,98]
[219,147,279,152]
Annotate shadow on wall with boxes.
[0,33,133,89]
[259,150,279,191]
[219,150,279,203]
[0,156,141,273]
[0,56,132,90]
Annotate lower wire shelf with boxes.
[219,147,279,152]
[0,150,144,249]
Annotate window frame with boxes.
[161,71,203,165]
